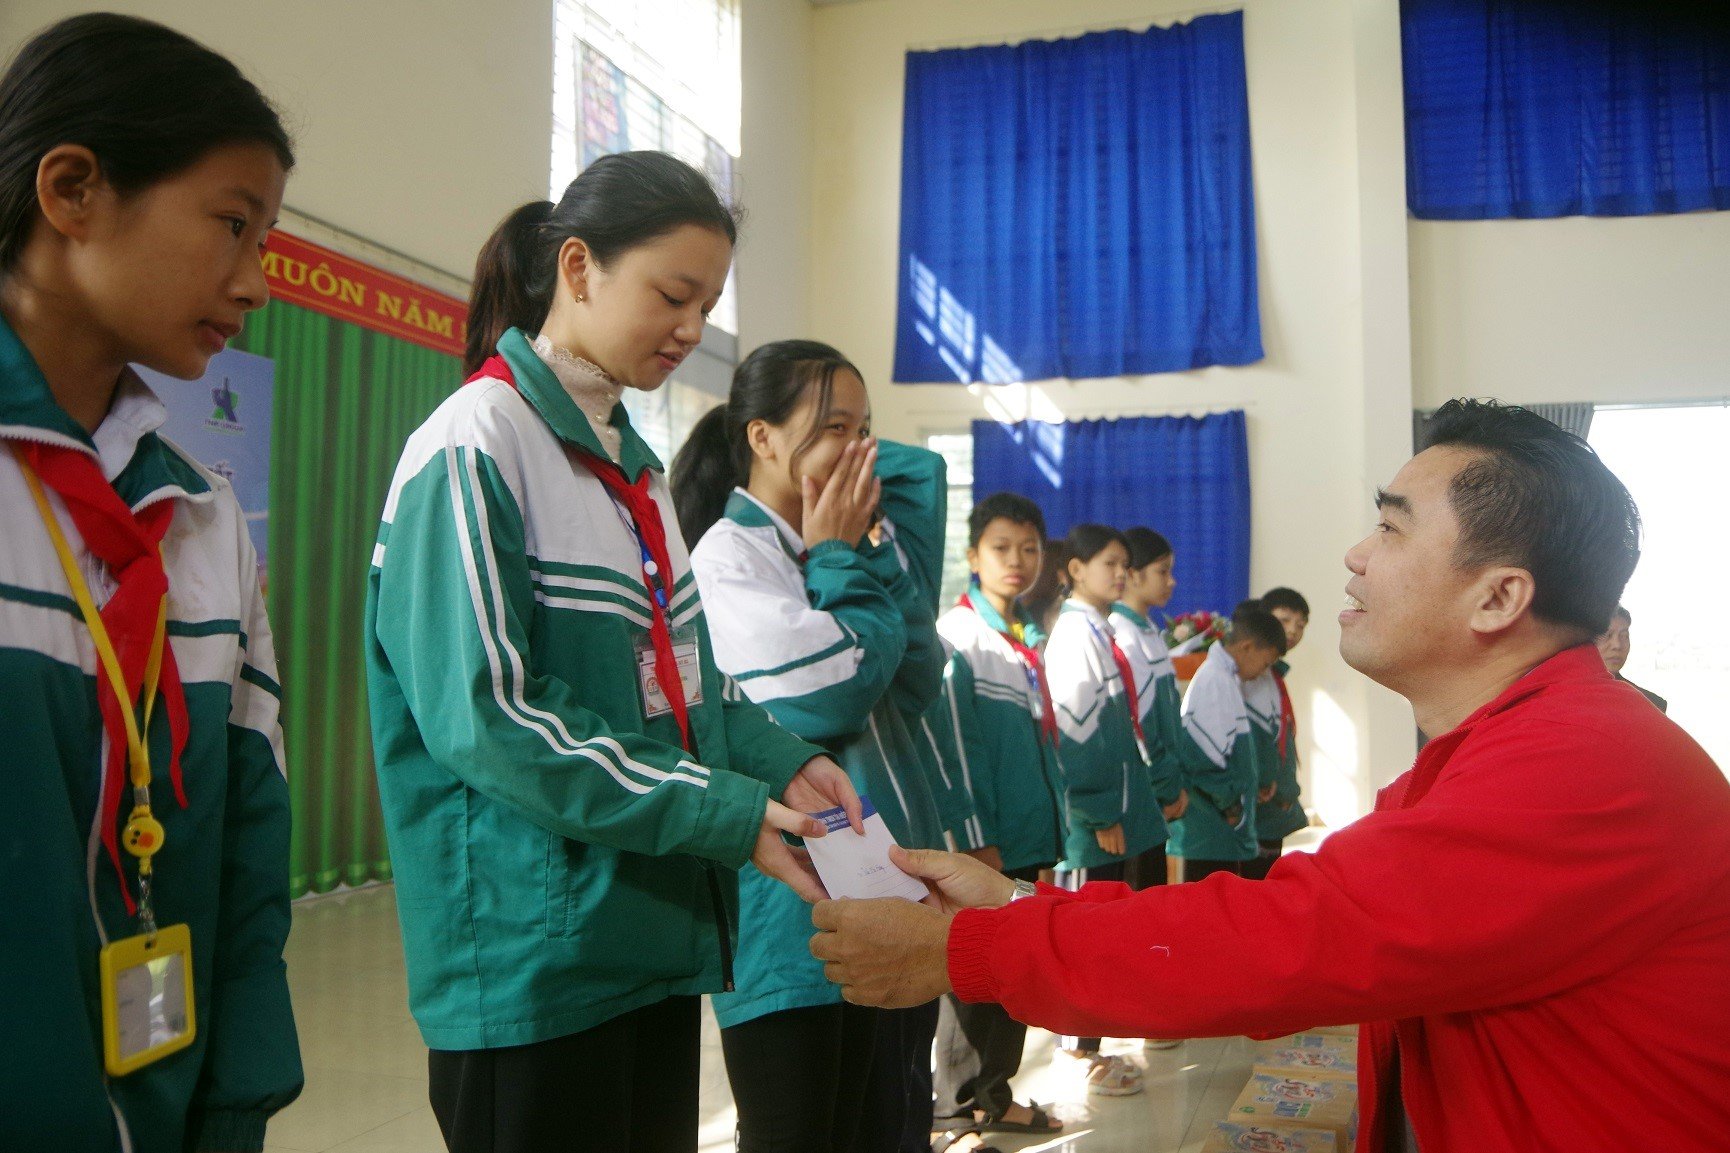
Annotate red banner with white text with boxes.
[262,230,468,359]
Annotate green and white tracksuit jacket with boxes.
[1171,642,1260,862]
[0,321,300,1151]
[365,327,823,1051]
[692,485,947,1029]
[872,441,982,853]
[1108,604,1188,812]
[1247,668,1307,842]
[1045,600,1168,872]
[929,598,1068,873]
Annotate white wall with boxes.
[804,0,1419,819]
[0,1,555,280]
[736,0,815,347]
[1410,213,1730,410]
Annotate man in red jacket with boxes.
[811,400,1730,1153]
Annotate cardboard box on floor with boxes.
[1304,1024,1359,1037]
[1254,1033,1360,1083]
[1202,1121,1339,1152]
[1230,1073,1359,1146]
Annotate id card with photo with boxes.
[100,923,196,1077]
[637,625,704,720]
[803,797,931,903]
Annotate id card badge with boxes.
[100,923,196,1076]
[637,625,705,720]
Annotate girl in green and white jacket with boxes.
[1109,527,1192,889]
[0,17,303,1150]
[366,155,860,1153]
[1044,523,1168,1094]
[671,342,948,1153]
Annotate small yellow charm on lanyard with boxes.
[15,449,197,1075]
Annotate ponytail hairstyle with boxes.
[465,151,740,375]
[669,339,861,545]
[1123,526,1173,571]
[0,13,295,274]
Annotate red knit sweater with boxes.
[948,645,1730,1151]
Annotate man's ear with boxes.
[34,144,107,244]
[1468,566,1536,639]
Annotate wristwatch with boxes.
[1008,878,1038,903]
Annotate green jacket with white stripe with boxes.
[1171,642,1261,862]
[873,441,982,853]
[365,328,823,1051]
[1045,600,1169,871]
[0,317,301,1152]
[1247,668,1307,841]
[692,476,947,1030]
[929,598,1068,872]
[1109,604,1188,808]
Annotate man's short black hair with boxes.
[1421,399,1640,637]
[1261,587,1310,618]
[968,492,1047,549]
[1230,601,1288,656]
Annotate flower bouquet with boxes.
[1164,609,1229,681]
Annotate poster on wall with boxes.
[135,348,275,591]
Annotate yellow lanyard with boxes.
[14,447,168,918]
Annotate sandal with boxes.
[932,1129,1002,1153]
[978,1101,1063,1134]
[1084,1053,1144,1097]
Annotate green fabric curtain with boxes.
[235,301,461,895]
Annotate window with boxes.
[927,433,974,605]
[621,381,722,467]
[1589,403,1730,779]
[551,0,741,336]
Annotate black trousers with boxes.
[721,1001,879,1153]
[428,995,699,1153]
[1183,857,1244,882]
[1062,848,1165,1053]
[1239,838,1285,881]
[932,865,1047,1122]
[850,999,941,1153]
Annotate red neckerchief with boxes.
[1105,633,1146,745]
[959,591,1058,746]
[1274,669,1296,761]
[470,355,694,753]
[15,439,190,913]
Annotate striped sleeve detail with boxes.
[937,685,986,847]
[448,446,710,795]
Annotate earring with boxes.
[574,292,586,304]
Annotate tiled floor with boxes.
[264,884,1259,1153]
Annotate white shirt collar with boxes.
[92,370,167,483]
[734,487,806,552]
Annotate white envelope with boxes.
[803,798,931,903]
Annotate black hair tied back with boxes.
[0,13,294,273]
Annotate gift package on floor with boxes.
[1202,1120,1339,1152]
[1302,1023,1360,1038]
[1253,1033,1359,1082]
[1230,1072,1359,1145]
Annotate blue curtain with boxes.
[972,413,1250,616]
[895,13,1261,385]
[1403,0,1730,219]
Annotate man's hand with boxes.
[753,800,829,902]
[783,756,864,833]
[1162,788,1189,822]
[810,896,954,1008]
[892,846,1016,915]
[1095,822,1126,857]
[963,844,1004,872]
